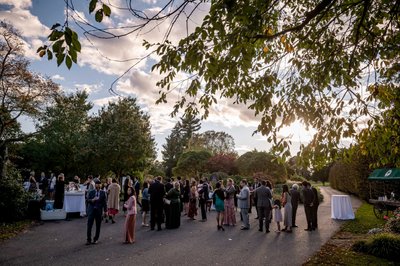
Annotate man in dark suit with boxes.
[302,181,314,231]
[149,176,166,231]
[311,185,320,230]
[290,184,300,227]
[86,180,107,245]
[254,180,273,233]
[198,179,209,222]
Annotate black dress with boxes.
[165,188,181,229]
[54,181,65,209]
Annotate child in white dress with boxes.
[273,199,283,232]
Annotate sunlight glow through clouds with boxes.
[276,121,317,143]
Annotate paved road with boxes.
[0,187,361,266]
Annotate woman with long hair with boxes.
[223,178,236,226]
[187,180,198,220]
[182,179,190,215]
[123,187,137,244]
[281,184,292,233]
[213,182,226,231]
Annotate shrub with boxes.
[384,207,400,234]
[0,166,29,223]
[352,233,400,261]
[368,233,400,261]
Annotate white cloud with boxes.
[74,82,103,94]
[0,0,31,9]
[51,74,65,81]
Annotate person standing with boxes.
[48,173,56,200]
[38,172,48,196]
[236,179,250,230]
[281,184,292,233]
[311,184,320,230]
[198,179,209,222]
[148,176,166,231]
[254,180,273,233]
[213,182,226,231]
[165,182,181,229]
[106,178,120,224]
[182,179,190,215]
[273,199,283,232]
[290,184,300,227]
[122,177,132,214]
[188,181,198,220]
[86,180,107,245]
[223,178,236,226]
[302,181,314,231]
[54,174,65,209]
[165,178,173,193]
[252,178,261,219]
[133,176,141,208]
[141,181,150,227]
[123,187,137,244]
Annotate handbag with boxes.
[163,198,171,205]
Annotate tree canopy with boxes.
[41,0,400,165]
[1,22,59,177]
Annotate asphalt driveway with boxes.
[0,187,361,266]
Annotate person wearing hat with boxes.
[86,180,108,245]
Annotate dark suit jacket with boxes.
[302,187,314,207]
[149,181,165,204]
[87,189,107,215]
[254,185,272,208]
[311,187,319,206]
[290,189,300,208]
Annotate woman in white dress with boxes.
[281,184,292,233]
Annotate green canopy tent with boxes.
[368,168,400,200]
[368,168,400,181]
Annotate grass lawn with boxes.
[304,202,396,266]
[0,220,32,241]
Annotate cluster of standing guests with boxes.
[84,175,320,246]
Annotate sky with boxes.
[0,0,317,160]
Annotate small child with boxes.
[273,199,283,232]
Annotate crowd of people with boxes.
[23,172,320,246]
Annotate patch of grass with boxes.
[341,202,386,234]
[306,202,396,265]
[304,244,396,266]
[0,220,31,241]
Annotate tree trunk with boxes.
[0,145,8,179]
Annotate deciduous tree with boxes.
[0,22,59,177]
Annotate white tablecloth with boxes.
[64,191,86,213]
[331,195,355,220]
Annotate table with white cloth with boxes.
[64,191,86,215]
[331,194,355,220]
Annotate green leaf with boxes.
[64,30,72,46]
[72,38,81,52]
[49,30,63,41]
[52,40,64,53]
[47,50,53,60]
[103,4,111,17]
[65,55,72,69]
[89,0,97,13]
[95,9,103,22]
[56,53,65,66]
[68,49,77,63]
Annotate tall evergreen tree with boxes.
[162,114,201,177]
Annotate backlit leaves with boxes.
[37,24,81,69]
